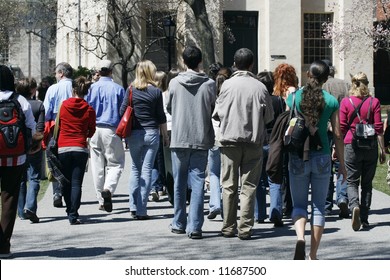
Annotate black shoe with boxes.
[207,209,221,220]
[256,219,266,224]
[293,240,306,260]
[70,219,83,225]
[220,232,236,238]
[130,211,137,218]
[325,209,332,216]
[136,215,150,220]
[53,194,63,208]
[98,205,105,211]
[338,201,349,219]
[273,219,284,228]
[188,231,203,239]
[361,220,370,229]
[23,209,39,223]
[171,228,185,234]
[101,189,112,212]
[238,234,251,240]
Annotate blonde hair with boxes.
[349,72,370,97]
[155,71,168,92]
[132,60,157,90]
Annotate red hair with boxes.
[273,63,298,97]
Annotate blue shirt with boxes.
[44,78,72,121]
[87,76,125,127]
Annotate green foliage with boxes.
[72,66,92,79]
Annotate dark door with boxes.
[223,11,259,74]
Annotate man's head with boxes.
[98,59,113,76]
[182,46,202,70]
[322,59,335,77]
[234,48,254,71]
[55,62,73,81]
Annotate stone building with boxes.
[1,0,56,82]
[56,0,374,88]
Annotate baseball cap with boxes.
[99,59,112,71]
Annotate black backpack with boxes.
[0,94,30,157]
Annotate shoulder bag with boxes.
[116,86,133,138]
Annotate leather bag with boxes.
[116,86,133,138]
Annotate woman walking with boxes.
[58,76,96,225]
[16,78,45,223]
[339,72,386,231]
[286,60,346,260]
[120,60,168,220]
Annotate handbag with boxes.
[46,104,69,185]
[116,86,133,138]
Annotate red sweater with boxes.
[58,98,96,148]
[339,95,383,144]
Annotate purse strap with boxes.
[288,92,296,123]
[128,85,133,107]
[53,103,62,140]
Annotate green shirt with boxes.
[286,88,339,154]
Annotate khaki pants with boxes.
[220,144,263,237]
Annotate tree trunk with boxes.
[185,0,216,71]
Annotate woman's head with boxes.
[307,60,329,86]
[133,60,157,90]
[273,63,298,97]
[300,60,329,127]
[15,78,37,98]
[257,71,274,95]
[349,72,370,97]
[155,71,168,92]
[0,65,15,92]
[215,67,232,94]
[72,76,92,98]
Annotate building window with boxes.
[303,13,332,64]
[144,11,176,72]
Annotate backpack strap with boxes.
[347,96,368,130]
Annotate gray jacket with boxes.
[167,70,216,150]
[213,71,274,146]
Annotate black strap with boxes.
[347,97,369,130]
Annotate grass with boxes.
[373,160,390,196]
[37,179,50,201]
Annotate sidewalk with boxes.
[11,151,390,260]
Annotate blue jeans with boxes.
[128,129,159,216]
[255,145,269,221]
[151,136,166,193]
[58,151,89,223]
[289,152,331,227]
[268,177,283,221]
[171,148,208,234]
[18,150,43,216]
[208,146,221,212]
[334,160,348,205]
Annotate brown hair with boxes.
[72,76,92,97]
[273,63,298,97]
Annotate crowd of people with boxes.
[0,45,388,259]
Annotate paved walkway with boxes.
[11,151,390,260]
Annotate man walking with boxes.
[44,62,73,208]
[213,48,274,240]
[167,46,216,239]
[87,60,125,212]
